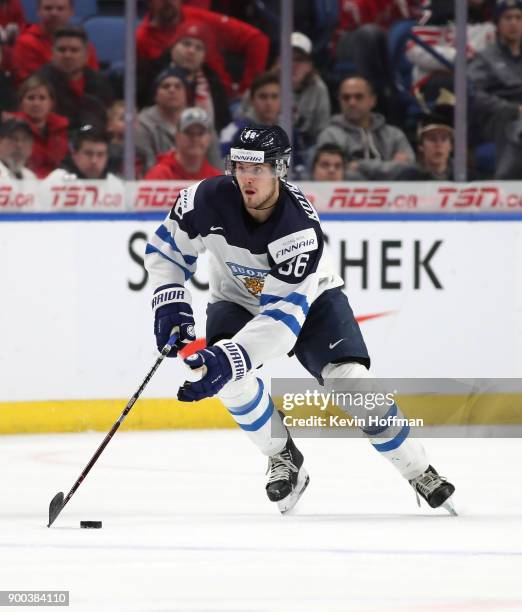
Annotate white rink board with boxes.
[1,219,521,402]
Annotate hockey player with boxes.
[145,125,456,515]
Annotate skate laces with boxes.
[410,469,448,507]
[266,451,298,484]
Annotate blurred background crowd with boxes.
[0,0,520,182]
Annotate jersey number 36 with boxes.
[278,253,310,278]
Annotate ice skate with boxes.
[266,436,309,514]
[409,465,457,516]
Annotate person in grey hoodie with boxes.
[137,67,190,171]
[317,76,414,179]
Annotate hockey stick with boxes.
[47,333,179,527]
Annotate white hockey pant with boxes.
[322,362,428,480]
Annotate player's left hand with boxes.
[177,340,251,402]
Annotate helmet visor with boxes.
[226,147,289,179]
[227,161,277,179]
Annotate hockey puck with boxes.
[80,521,102,529]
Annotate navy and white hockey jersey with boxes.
[145,176,344,369]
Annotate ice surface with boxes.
[2,431,522,611]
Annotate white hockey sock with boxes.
[365,407,429,480]
[322,362,429,480]
[218,374,287,456]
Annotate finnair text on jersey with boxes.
[276,238,316,260]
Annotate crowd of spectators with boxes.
[0,0,520,182]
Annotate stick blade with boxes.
[48,492,64,527]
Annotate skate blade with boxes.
[278,468,310,515]
[442,495,458,516]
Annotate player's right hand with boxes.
[177,340,251,402]
[152,284,196,357]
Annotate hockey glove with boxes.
[178,340,251,401]
[152,284,196,357]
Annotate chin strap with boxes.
[256,202,278,211]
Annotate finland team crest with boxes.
[226,262,268,298]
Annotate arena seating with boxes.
[21,0,98,23]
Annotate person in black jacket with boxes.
[36,26,113,131]
[0,41,17,114]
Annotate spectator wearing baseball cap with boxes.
[0,118,37,180]
[142,19,231,132]
[145,107,221,181]
[288,32,330,149]
[414,109,454,180]
[468,0,522,178]
[136,0,269,99]
[237,33,330,154]
[392,96,455,181]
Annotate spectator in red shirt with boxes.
[12,0,98,84]
[13,73,69,177]
[0,0,24,29]
[136,0,269,98]
[0,0,26,72]
[145,106,221,180]
[36,26,113,130]
[144,19,231,132]
[184,0,210,7]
